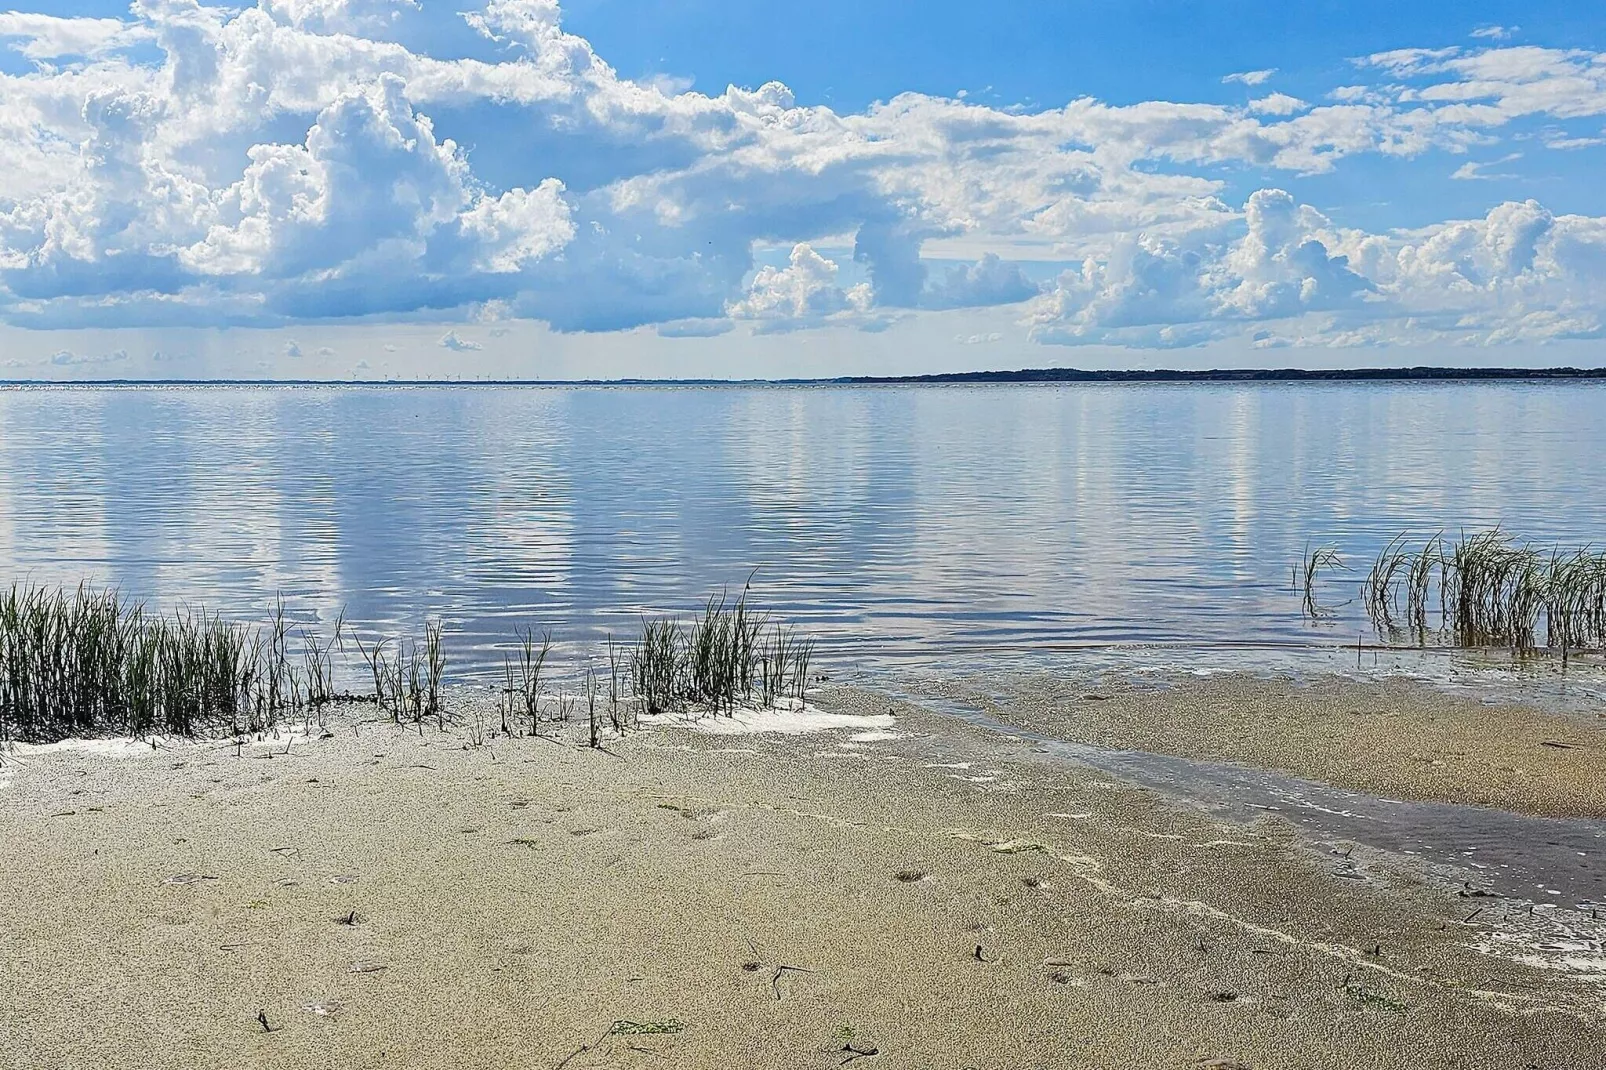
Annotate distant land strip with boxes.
[828,365,1606,384]
[5,366,1606,387]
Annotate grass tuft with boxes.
[630,582,815,716]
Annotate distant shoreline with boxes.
[5,365,1606,387]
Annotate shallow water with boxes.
[1,381,1603,678]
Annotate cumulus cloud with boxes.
[727,243,876,332]
[0,1,1603,352]
[439,329,482,350]
[1026,190,1606,347]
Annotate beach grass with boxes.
[629,582,815,717]
[1,582,313,743]
[1,576,819,745]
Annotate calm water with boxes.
[1,382,1602,679]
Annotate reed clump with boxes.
[0,583,342,744]
[630,585,814,716]
[1361,528,1606,652]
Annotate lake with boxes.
[1,381,1601,680]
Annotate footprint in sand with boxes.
[657,802,729,841]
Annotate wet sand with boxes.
[907,671,1606,819]
[1,680,1603,1069]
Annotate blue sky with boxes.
[1,0,1605,379]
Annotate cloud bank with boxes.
[1,1,1605,352]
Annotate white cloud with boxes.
[261,0,419,33]
[1223,69,1276,87]
[1471,26,1517,41]
[1027,191,1606,347]
[458,181,574,273]
[1247,93,1308,117]
[727,242,877,332]
[1451,153,1522,180]
[0,1,1601,354]
[439,329,482,350]
[0,12,150,60]
[48,347,130,366]
[1542,129,1606,150]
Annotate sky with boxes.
[1,1,1605,380]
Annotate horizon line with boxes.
[5,365,1606,388]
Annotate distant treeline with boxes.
[828,366,1606,385]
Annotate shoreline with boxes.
[2,671,1603,1068]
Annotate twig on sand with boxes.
[553,1045,589,1069]
[839,1042,880,1065]
[771,964,813,1000]
[256,1009,274,1033]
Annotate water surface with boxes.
[2,381,1601,678]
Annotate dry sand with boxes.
[1,679,1603,1070]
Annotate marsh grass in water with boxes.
[1352,528,1606,653]
[1294,543,1348,620]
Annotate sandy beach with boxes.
[2,674,1603,1070]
